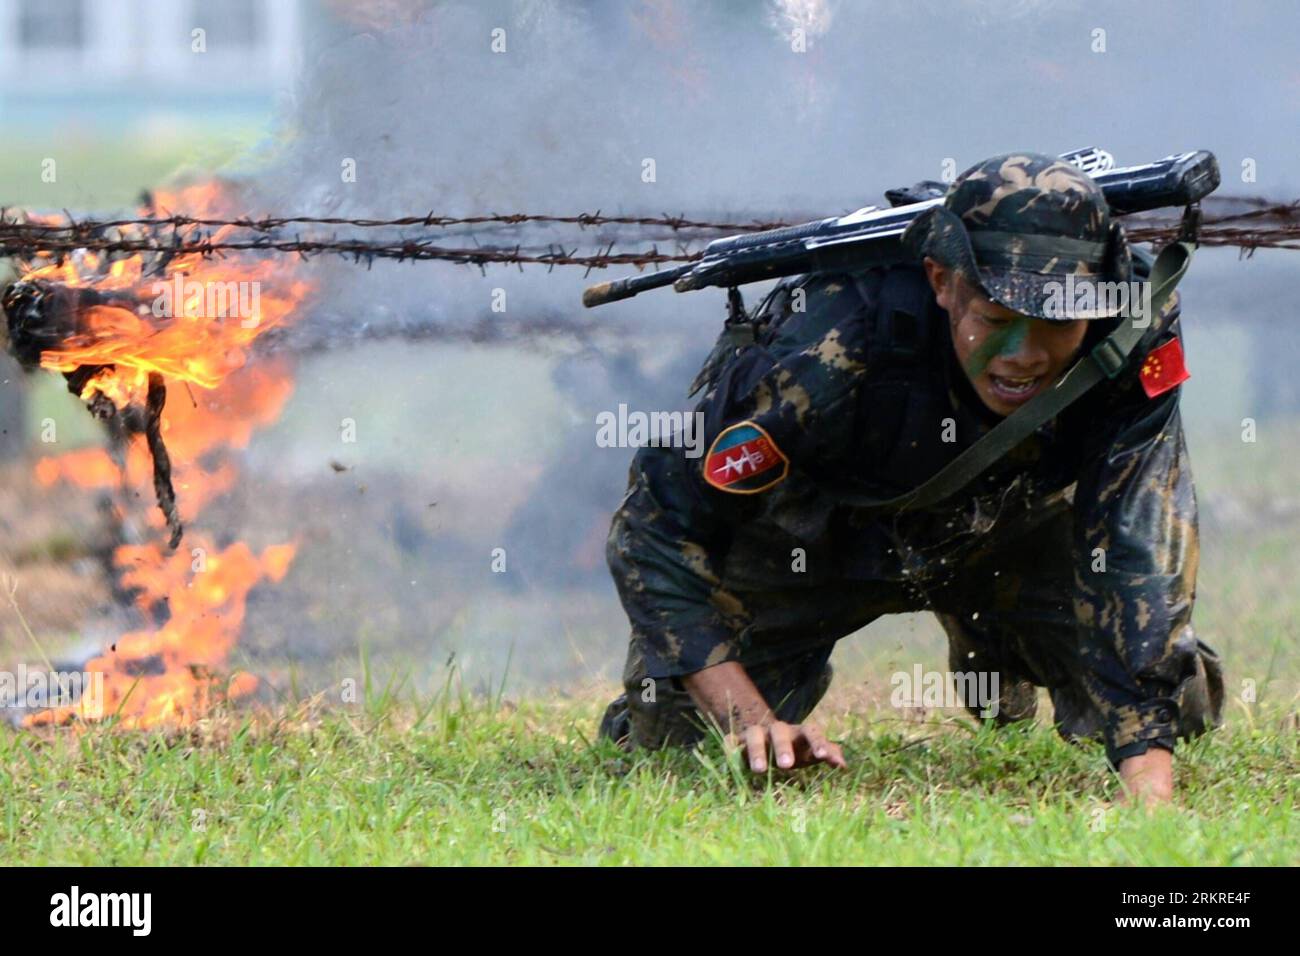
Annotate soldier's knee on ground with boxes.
[938,612,1038,725]
[980,679,1038,726]
[599,639,712,751]
[599,676,709,752]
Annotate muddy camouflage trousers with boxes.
[600,503,1224,762]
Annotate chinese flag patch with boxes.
[1139,337,1190,399]
[703,421,789,494]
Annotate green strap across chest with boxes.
[832,240,1195,512]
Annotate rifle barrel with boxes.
[581,264,692,308]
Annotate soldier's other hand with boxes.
[728,720,847,773]
[1117,747,1174,807]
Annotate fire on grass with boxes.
[5,182,313,729]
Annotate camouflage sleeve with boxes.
[605,273,873,679]
[1072,296,1201,766]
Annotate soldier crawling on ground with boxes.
[599,153,1223,806]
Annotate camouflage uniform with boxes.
[600,154,1223,768]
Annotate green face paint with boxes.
[965,316,1031,378]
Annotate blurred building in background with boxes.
[0,0,319,454]
[0,0,304,130]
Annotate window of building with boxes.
[17,0,84,49]
[192,0,261,49]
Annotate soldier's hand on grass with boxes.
[1117,748,1174,807]
[681,661,846,772]
[728,720,847,773]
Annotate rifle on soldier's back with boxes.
[582,148,1220,309]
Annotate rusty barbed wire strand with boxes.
[1126,224,1300,251]
[0,209,801,236]
[0,193,1289,237]
[3,223,1299,266]
[0,234,704,269]
[1,198,1298,269]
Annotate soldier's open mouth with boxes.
[988,374,1042,404]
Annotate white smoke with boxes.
[765,0,835,40]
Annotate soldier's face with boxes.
[924,257,1089,417]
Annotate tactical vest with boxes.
[689,263,978,501]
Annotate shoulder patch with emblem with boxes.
[1139,337,1190,399]
[703,421,789,494]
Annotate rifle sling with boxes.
[829,241,1195,513]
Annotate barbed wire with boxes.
[1124,197,1300,251]
[0,235,702,271]
[4,224,1298,267]
[1,194,1290,235]
[1128,224,1300,252]
[0,198,1297,270]
[0,209,798,236]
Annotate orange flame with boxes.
[29,236,309,399]
[21,182,312,729]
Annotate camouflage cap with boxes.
[901,152,1133,320]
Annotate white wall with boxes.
[0,0,301,92]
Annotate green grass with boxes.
[2,406,1291,867]
[0,130,265,210]
[1,684,1294,866]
